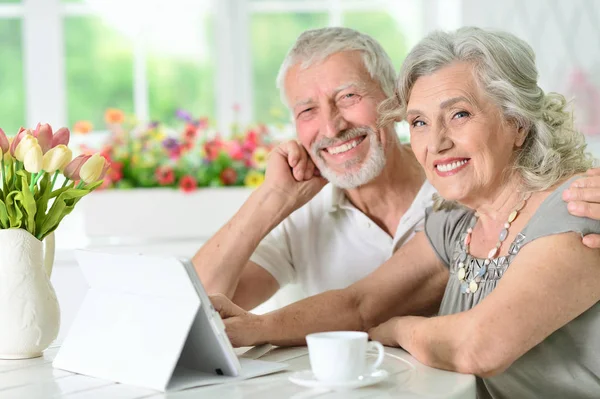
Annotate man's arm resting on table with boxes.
[214,232,449,347]
[192,187,291,303]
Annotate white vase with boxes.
[0,229,59,359]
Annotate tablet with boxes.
[53,250,286,391]
[177,257,241,376]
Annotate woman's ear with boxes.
[514,122,527,148]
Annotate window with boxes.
[0,18,25,134]
[0,0,424,134]
[343,11,408,72]
[147,11,215,126]
[251,12,328,126]
[64,16,134,128]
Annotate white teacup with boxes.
[306,331,385,382]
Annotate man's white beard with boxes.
[311,128,386,190]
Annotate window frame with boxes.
[1,0,452,134]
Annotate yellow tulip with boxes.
[42,145,73,174]
[14,134,38,162]
[79,153,107,184]
[23,143,43,174]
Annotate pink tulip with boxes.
[10,128,30,157]
[35,123,53,153]
[63,154,91,181]
[0,128,8,154]
[52,127,70,147]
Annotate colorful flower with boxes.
[64,154,90,181]
[251,147,269,169]
[23,143,43,173]
[80,153,110,184]
[179,175,196,193]
[73,120,94,134]
[155,166,175,185]
[227,141,244,161]
[220,167,238,185]
[184,124,198,141]
[244,170,265,188]
[42,145,73,173]
[108,168,123,182]
[162,138,178,151]
[176,109,193,122]
[204,140,222,161]
[0,128,8,155]
[197,118,209,130]
[105,108,125,124]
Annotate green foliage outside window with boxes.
[0,19,25,135]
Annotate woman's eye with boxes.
[411,120,426,128]
[453,111,470,119]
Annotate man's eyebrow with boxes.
[333,82,364,97]
[293,98,314,110]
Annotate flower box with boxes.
[80,187,254,242]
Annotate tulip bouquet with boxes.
[0,124,109,241]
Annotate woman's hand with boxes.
[368,317,403,347]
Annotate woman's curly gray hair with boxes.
[380,26,593,197]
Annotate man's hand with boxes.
[262,140,328,212]
[563,167,600,248]
[210,294,265,347]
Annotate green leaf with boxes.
[0,199,8,228]
[37,188,91,239]
[35,174,53,233]
[5,191,23,229]
[84,181,103,191]
[20,175,37,235]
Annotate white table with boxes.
[0,343,475,399]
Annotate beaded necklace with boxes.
[458,192,532,294]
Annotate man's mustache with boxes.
[311,127,375,153]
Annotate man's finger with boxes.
[563,187,600,202]
[304,159,315,180]
[292,144,309,181]
[210,294,240,318]
[582,234,600,249]
[586,167,600,176]
[282,141,302,167]
[569,176,600,189]
[567,201,600,220]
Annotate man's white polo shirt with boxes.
[249,181,437,297]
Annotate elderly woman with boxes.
[370,27,600,398]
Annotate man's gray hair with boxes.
[380,26,593,192]
[276,27,397,107]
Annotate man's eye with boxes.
[339,93,360,104]
[297,108,314,119]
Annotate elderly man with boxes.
[192,27,446,315]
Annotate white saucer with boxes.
[288,369,389,391]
